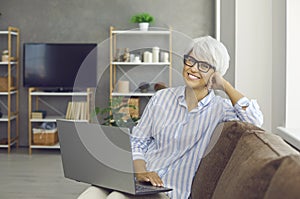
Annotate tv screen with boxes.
[23,43,97,90]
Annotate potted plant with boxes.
[94,97,139,129]
[130,13,154,31]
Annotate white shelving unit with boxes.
[0,26,20,153]
[109,26,172,116]
[28,88,92,154]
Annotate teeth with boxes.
[188,73,200,80]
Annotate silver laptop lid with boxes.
[57,120,136,194]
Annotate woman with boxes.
[79,36,263,199]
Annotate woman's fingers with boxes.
[135,171,164,187]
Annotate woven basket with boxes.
[33,128,58,145]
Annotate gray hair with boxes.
[191,36,230,76]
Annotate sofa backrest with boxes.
[264,155,300,199]
[191,121,300,199]
[212,130,299,199]
[191,121,262,199]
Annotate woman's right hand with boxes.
[135,171,164,187]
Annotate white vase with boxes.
[139,23,149,31]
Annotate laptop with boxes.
[57,119,172,195]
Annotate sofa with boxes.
[191,121,300,199]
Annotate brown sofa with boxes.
[191,121,300,199]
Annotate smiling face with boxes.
[182,52,215,91]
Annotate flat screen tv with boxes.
[23,43,97,91]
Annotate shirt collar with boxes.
[200,89,215,107]
[177,86,215,109]
[177,86,186,105]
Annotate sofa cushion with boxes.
[264,155,300,199]
[191,121,262,199]
[212,130,299,199]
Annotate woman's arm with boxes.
[208,72,264,127]
[131,93,164,187]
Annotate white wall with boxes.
[272,0,286,132]
[220,0,299,132]
[220,0,273,131]
[219,0,236,86]
[235,0,272,130]
[286,0,300,128]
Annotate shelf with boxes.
[112,30,170,35]
[30,91,89,96]
[112,92,155,97]
[112,62,170,66]
[0,31,18,36]
[30,143,60,149]
[30,116,64,122]
[0,115,17,122]
[0,90,18,95]
[30,116,89,122]
[0,140,17,148]
[0,61,17,65]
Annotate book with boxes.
[31,112,43,119]
[31,110,47,119]
[65,101,88,120]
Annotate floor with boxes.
[0,147,89,199]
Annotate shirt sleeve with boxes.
[130,94,156,161]
[223,97,264,127]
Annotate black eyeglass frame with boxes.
[183,54,216,73]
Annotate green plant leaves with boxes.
[130,13,154,23]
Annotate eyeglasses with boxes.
[183,55,216,73]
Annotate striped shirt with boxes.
[131,86,263,199]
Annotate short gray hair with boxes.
[191,36,230,76]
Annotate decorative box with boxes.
[0,77,13,91]
[2,55,9,62]
[2,50,10,62]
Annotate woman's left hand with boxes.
[207,72,227,91]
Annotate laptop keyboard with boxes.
[136,184,158,192]
[135,183,171,193]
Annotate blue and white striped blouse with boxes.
[131,86,263,199]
